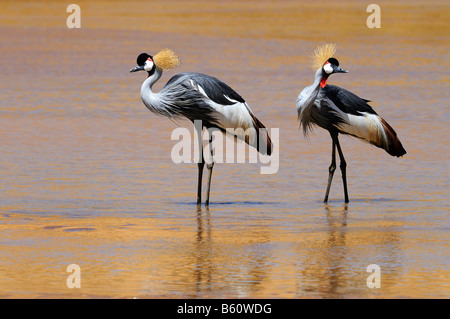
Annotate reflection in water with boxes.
[189,207,273,298]
[193,208,213,295]
[297,204,349,297]
[323,204,348,297]
[298,204,406,298]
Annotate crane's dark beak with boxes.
[130,65,145,73]
[335,66,348,73]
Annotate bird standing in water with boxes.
[296,43,406,203]
[130,49,272,207]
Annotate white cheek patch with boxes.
[323,63,333,74]
[144,60,154,71]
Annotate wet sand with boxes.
[0,1,449,298]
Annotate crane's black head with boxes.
[323,58,348,75]
[130,53,155,74]
[320,58,348,88]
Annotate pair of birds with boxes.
[130,44,406,206]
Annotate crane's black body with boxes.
[297,59,406,203]
[131,52,272,207]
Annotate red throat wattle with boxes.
[320,61,330,88]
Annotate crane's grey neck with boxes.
[297,68,322,113]
[140,67,173,117]
[296,68,325,135]
[305,68,324,98]
[313,67,324,87]
[142,67,163,92]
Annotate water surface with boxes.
[0,0,448,298]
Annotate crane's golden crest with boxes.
[312,43,336,70]
[154,49,181,70]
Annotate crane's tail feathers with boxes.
[380,118,406,157]
[249,113,273,156]
[336,113,406,158]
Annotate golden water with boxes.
[0,0,448,298]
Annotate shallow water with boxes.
[0,1,448,298]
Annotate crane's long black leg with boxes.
[196,125,204,207]
[205,134,214,207]
[197,160,204,207]
[324,132,337,203]
[335,135,349,203]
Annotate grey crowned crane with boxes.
[130,49,272,207]
[296,44,406,203]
